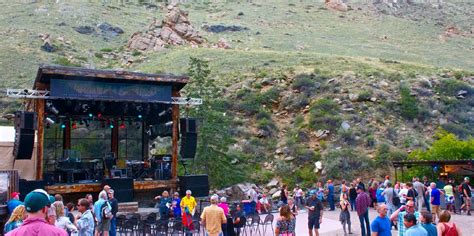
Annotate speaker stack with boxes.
[13,111,37,160]
[102,178,134,202]
[178,175,209,198]
[179,118,197,159]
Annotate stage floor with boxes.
[44,179,178,194]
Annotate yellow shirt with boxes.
[180,196,197,214]
[200,204,226,235]
[443,185,454,197]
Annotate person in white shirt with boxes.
[398,184,409,205]
[54,201,78,234]
[259,194,271,213]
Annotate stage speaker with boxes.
[178,175,209,198]
[180,118,197,134]
[102,178,134,202]
[180,133,197,159]
[13,128,35,160]
[19,180,46,201]
[14,111,37,130]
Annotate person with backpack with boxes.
[93,191,112,236]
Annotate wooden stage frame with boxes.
[44,179,178,195]
[24,65,190,198]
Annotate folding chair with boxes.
[261,214,274,235]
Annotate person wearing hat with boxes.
[200,195,226,236]
[7,192,22,215]
[461,176,472,215]
[6,189,68,236]
[305,189,324,236]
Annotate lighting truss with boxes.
[5,88,202,105]
[6,89,50,99]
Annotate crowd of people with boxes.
[4,185,118,236]
[3,175,472,236]
[267,176,471,236]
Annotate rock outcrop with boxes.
[325,0,348,12]
[127,4,204,51]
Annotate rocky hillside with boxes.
[0,1,473,187]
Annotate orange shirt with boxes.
[200,204,226,236]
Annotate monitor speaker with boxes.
[13,128,35,160]
[14,111,37,130]
[19,180,46,201]
[178,175,209,198]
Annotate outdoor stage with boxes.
[4,65,206,202]
[44,179,178,195]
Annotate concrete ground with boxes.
[257,208,474,236]
[132,207,473,235]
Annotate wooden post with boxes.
[171,90,180,180]
[63,119,71,150]
[36,99,45,180]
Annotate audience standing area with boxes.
[3,65,205,203]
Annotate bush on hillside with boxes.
[323,148,374,180]
[399,84,419,120]
[309,98,341,132]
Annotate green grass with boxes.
[0,1,473,90]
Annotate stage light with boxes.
[60,123,66,129]
[46,101,59,115]
[165,121,173,126]
[88,113,93,118]
[138,114,142,119]
[82,104,90,112]
[120,122,126,129]
[72,121,77,129]
[109,123,114,129]
[158,110,167,117]
[45,117,55,125]
[97,113,102,118]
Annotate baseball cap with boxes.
[24,189,50,212]
[11,192,20,198]
[465,177,470,181]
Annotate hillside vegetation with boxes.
[0,1,473,187]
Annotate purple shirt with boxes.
[356,192,371,216]
[6,216,68,236]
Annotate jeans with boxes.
[328,194,335,210]
[250,201,257,214]
[350,199,356,211]
[358,209,370,236]
[109,216,116,236]
[424,195,431,212]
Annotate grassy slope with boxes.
[0,1,473,91]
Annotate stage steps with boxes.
[118,202,139,213]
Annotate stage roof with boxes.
[392,159,474,167]
[34,65,189,90]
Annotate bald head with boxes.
[377,204,388,217]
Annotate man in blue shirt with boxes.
[429,182,443,222]
[370,204,391,236]
[327,180,335,211]
[7,192,22,215]
[404,213,428,236]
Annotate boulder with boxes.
[128,4,204,51]
[325,0,348,12]
[341,121,351,130]
[267,179,279,188]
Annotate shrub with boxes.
[308,98,341,131]
[292,74,315,91]
[437,79,473,96]
[53,57,81,67]
[281,93,310,112]
[358,91,372,102]
[399,84,419,120]
[323,148,374,180]
[94,52,103,59]
[132,50,142,56]
[100,48,114,52]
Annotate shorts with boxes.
[308,216,320,230]
[98,219,111,232]
[445,196,454,204]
